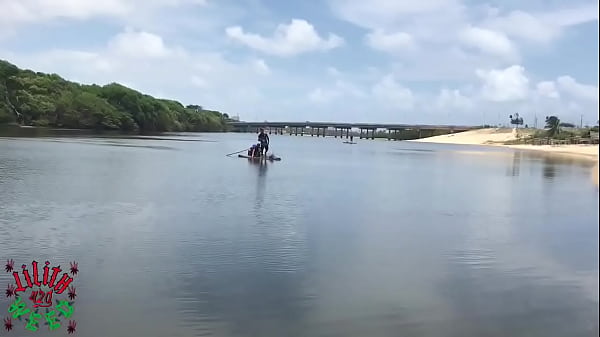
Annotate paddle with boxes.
[225,148,248,157]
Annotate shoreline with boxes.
[408,128,598,162]
[409,128,598,186]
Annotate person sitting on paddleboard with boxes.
[248,144,260,157]
[258,128,269,156]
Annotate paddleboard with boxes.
[238,154,282,161]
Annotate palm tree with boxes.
[545,116,560,138]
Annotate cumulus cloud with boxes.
[458,26,518,60]
[308,80,365,104]
[556,76,599,102]
[371,75,415,110]
[483,11,559,43]
[482,3,598,44]
[308,88,342,103]
[330,0,462,30]
[107,29,183,58]
[0,0,207,33]
[435,88,474,110]
[225,19,344,56]
[476,65,530,102]
[366,30,416,52]
[536,81,560,99]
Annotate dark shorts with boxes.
[261,142,269,152]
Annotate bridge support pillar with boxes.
[301,127,304,136]
[372,129,375,140]
[418,129,422,138]
[387,129,391,140]
[346,128,349,139]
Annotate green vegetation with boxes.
[0,59,231,132]
[506,115,599,145]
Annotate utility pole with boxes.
[534,114,538,129]
[580,115,583,128]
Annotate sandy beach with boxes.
[410,128,526,145]
[410,128,598,159]
[410,128,599,185]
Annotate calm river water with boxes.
[0,130,598,337]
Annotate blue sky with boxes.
[0,0,598,125]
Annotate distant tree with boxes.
[186,104,203,112]
[509,113,524,128]
[0,59,230,132]
[545,116,561,138]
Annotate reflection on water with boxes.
[0,133,597,337]
[543,157,557,180]
[506,150,597,183]
[508,151,522,177]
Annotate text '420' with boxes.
[4,259,79,334]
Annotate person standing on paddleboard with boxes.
[258,128,269,156]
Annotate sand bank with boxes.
[411,128,598,185]
[409,128,523,145]
[411,128,598,162]
[410,128,598,160]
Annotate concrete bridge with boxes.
[228,121,478,140]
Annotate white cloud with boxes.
[0,0,128,28]
[484,11,559,43]
[308,80,365,104]
[539,3,599,27]
[251,59,270,75]
[483,3,598,44]
[308,88,342,103]
[107,29,181,58]
[536,81,560,99]
[476,65,529,102]
[330,0,462,30]
[225,19,344,56]
[0,0,207,33]
[366,30,416,53]
[371,74,415,110]
[556,76,599,102]
[458,26,518,60]
[436,88,474,110]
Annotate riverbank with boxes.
[410,128,598,159]
[410,128,599,185]
[409,128,527,145]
